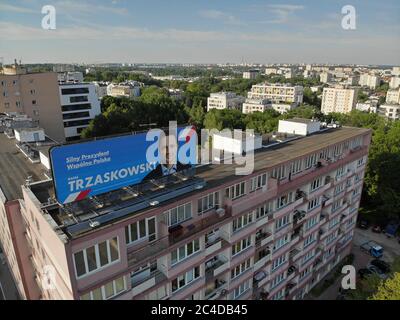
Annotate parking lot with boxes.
[311,227,400,300]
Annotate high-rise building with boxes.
[0,63,66,142]
[359,74,380,89]
[59,83,101,141]
[319,72,333,84]
[321,86,358,115]
[386,88,400,104]
[247,83,303,105]
[242,98,271,114]
[207,92,245,111]
[0,122,371,300]
[389,77,400,89]
[243,70,259,79]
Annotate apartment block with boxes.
[0,123,371,300]
[389,77,400,89]
[243,70,259,80]
[248,83,303,106]
[59,83,101,141]
[321,87,358,115]
[359,74,380,89]
[386,88,400,104]
[379,104,400,120]
[242,98,271,114]
[319,72,333,84]
[0,63,66,142]
[207,92,245,112]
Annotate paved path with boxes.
[0,251,20,300]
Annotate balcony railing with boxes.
[128,209,232,268]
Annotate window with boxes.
[62,111,90,120]
[299,267,311,280]
[125,217,156,244]
[62,103,92,112]
[225,182,245,200]
[0,81,5,86]
[290,159,302,175]
[271,272,285,289]
[16,101,21,108]
[302,250,315,265]
[4,102,10,108]
[272,165,286,180]
[171,239,200,265]
[231,236,251,256]
[329,216,340,229]
[197,191,219,215]
[171,266,200,293]
[334,183,345,196]
[30,89,36,95]
[232,212,253,232]
[255,201,273,219]
[305,153,317,169]
[70,95,89,103]
[164,203,192,226]
[305,216,318,231]
[276,192,293,209]
[357,157,365,167]
[336,166,345,178]
[332,199,343,212]
[63,119,91,127]
[272,288,285,300]
[73,237,120,278]
[307,196,320,211]
[231,259,251,279]
[275,215,290,231]
[310,178,321,192]
[303,233,316,248]
[326,231,338,245]
[80,276,126,300]
[32,100,37,105]
[12,80,18,85]
[61,87,89,95]
[273,235,289,252]
[250,173,267,192]
[272,253,287,271]
[233,279,250,299]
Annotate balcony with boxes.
[205,255,229,280]
[289,248,302,263]
[131,270,168,297]
[255,231,273,247]
[254,249,272,271]
[293,210,306,226]
[253,270,269,288]
[128,209,232,268]
[204,279,228,300]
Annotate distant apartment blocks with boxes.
[247,83,303,106]
[207,92,245,112]
[0,118,371,300]
[321,86,358,115]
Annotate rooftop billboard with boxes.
[50,126,197,204]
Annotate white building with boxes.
[278,118,320,136]
[347,76,359,86]
[243,70,259,79]
[271,103,297,114]
[59,83,101,141]
[107,83,141,98]
[320,72,333,84]
[386,88,400,104]
[321,86,358,114]
[389,77,400,89]
[303,70,318,79]
[93,82,109,99]
[207,92,245,111]
[356,101,378,113]
[392,66,400,77]
[242,98,271,114]
[359,74,380,89]
[14,127,45,143]
[379,104,400,120]
[248,83,303,105]
[265,67,278,75]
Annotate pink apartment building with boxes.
[0,125,371,300]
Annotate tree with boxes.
[370,273,400,300]
[203,109,245,131]
[187,104,205,129]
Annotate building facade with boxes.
[207,92,245,112]
[321,87,358,115]
[386,88,400,104]
[242,99,271,114]
[379,104,400,120]
[59,83,101,141]
[0,125,371,300]
[0,64,66,142]
[247,83,303,106]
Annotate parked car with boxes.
[358,268,373,279]
[359,219,370,229]
[367,265,388,279]
[385,222,399,238]
[370,259,391,273]
[372,225,382,233]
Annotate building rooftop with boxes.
[0,134,47,200]
[21,126,370,240]
[282,118,318,124]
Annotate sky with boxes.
[0,0,399,65]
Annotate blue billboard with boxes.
[50,126,197,204]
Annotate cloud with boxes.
[256,4,304,24]
[199,9,245,26]
[0,3,36,13]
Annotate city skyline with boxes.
[0,0,399,65]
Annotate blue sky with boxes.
[0,0,399,64]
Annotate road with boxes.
[0,250,20,300]
[309,227,400,300]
